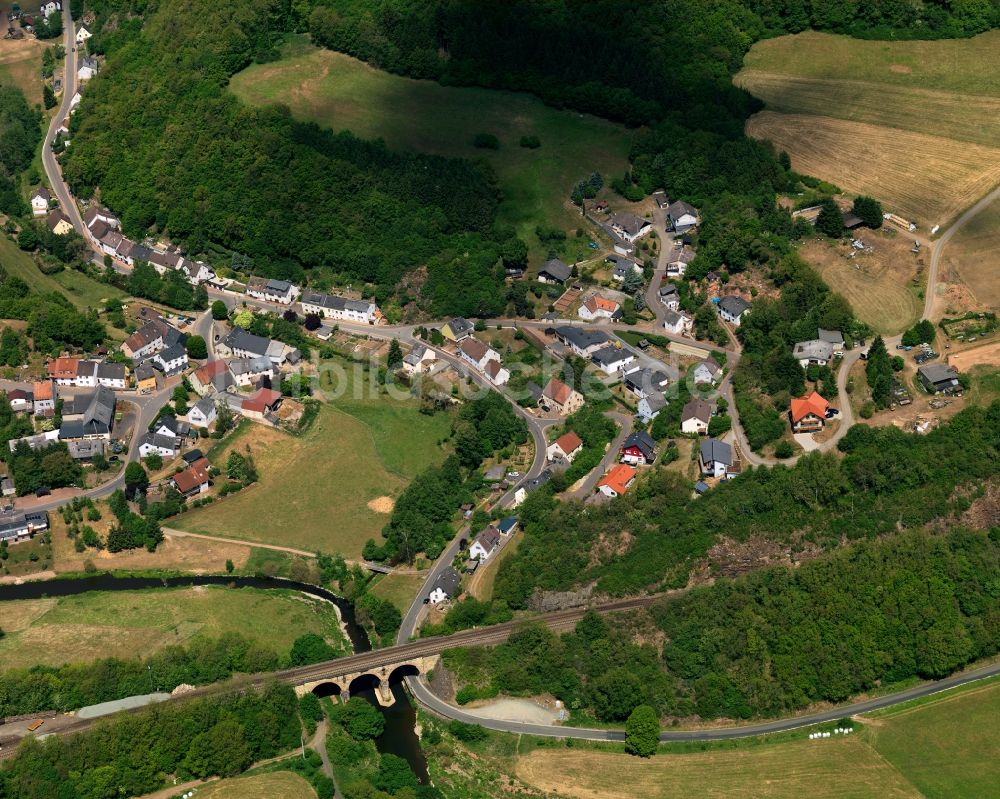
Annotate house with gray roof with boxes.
[699,437,733,478]
[609,212,652,243]
[918,363,961,394]
[428,568,462,604]
[218,328,271,360]
[667,200,699,233]
[538,259,572,284]
[793,339,834,367]
[717,295,751,326]
[553,326,610,357]
[59,386,115,441]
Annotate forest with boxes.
[64,0,514,317]
[0,86,42,218]
[0,682,302,799]
[0,268,107,354]
[493,400,1000,602]
[446,526,1000,723]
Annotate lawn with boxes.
[939,193,1000,309]
[194,771,318,799]
[866,677,1000,798]
[0,234,126,311]
[368,571,428,613]
[175,401,448,557]
[229,36,633,256]
[516,738,920,799]
[736,31,1000,227]
[0,585,347,670]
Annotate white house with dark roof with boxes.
[187,397,217,429]
[469,527,502,561]
[300,291,380,324]
[609,212,652,243]
[428,568,462,604]
[818,328,845,355]
[217,328,271,360]
[699,437,733,478]
[246,277,299,305]
[681,398,713,435]
[96,362,127,390]
[659,283,680,310]
[638,392,667,422]
[137,432,180,458]
[458,338,501,372]
[667,246,696,277]
[793,339,834,368]
[228,356,274,387]
[154,344,188,376]
[402,344,436,374]
[607,254,642,282]
[667,200,699,233]
[591,345,634,375]
[78,55,99,82]
[663,309,693,336]
[553,326,610,357]
[30,186,51,216]
[717,296,751,327]
[484,360,510,386]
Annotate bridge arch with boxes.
[309,681,343,699]
[387,663,421,684]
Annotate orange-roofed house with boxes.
[789,390,830,433]
[541,378,584,416]
[242,388,283,420]
[597,464,637,498]
[191,360,234,396]
[170,457,211,496]
[578,294,622,322]
[546,430,584,463]
[47,357,80,384]
[32,380,56,414]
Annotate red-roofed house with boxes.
[32,380,56,414]
[541,378,584,416]
[597,464,637,498]
[789,390,830,433]
[191,360,234,396]
[546,431,584,463]
[170,457,211,496]
[242,388,282,420]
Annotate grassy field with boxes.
[0,36,49,105]
[0,586,346,670]
[516,738,919,799]
[0,234,126,311]
[368,571,428,613]
[799,232,923,335]
[939,193,1000,308]
[736,31,1000,227]
[194,771,318,799]
[175,399,448,557]
[229,36,633,254]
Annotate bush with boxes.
[860,401,875,419]
[472,132,499,150]
[448,720,488,742]
[519,135,541,149]
[773,440,794,459]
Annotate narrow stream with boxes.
[0,573,429,782]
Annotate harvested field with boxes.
[799,233,922,335]
[193,771,317,799]
[746,112,1000,227]
[516,740,920,799]
[0,37,50,105]
[939,193,1000,308]
[948,341,1000,372]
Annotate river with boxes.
[0,573,429,782]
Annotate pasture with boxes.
[0,37,49,105]
[939,193,1000,308]
[736,31,1000,227]
[0,234,126,311]
[799,232,922,335]
[0,586,346,670]
[229,37,633,254]
[368,572,428,613]
[193,771,318,799]
[175,398,448,557]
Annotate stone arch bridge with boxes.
[294,655,441,707]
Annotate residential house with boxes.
[458,338,501,372]
[681,398,713,435]
[40,0,60,18]
[171,457,211,497]
[597,463,637,498]
[538,259,572,285]
[134,363,158,394]
[59,386,115,441]
[246,277,299,305]
[7,389,33,414]
[667,200,699,233]
[666,247,696,277]
[48,357,86,387]
[441,318,474,342]
[96,362,127,390]
[8,430,60,453]
[137,432,179,458]
[553,326,610,357]
[717,295,751,327]
[578,295,621,322]
[620,431,657,466]
[652,190,670,209]
[32,380,56,414]
[152,414,188,440]
[591,345,635,376]
[191,360,233,395]
[300,291,380,324]
[818,328,846,356]
[67,439,105,461]
[228,357,273,388]
[793,339,834,368]
[146,249,184,276]
[609,212,652,243]
[217,328,271,360]
[180,260,216,285]
[699,438,733,478]
[607,254,642,282]
[0,511,49,545]
[540,378,585,416]
[658,283,680,309]
[623,367,670,399]
[75,22,91,42]
[428,568,462,604]
[484,360,510,386]
[790,390,829,433]
[546,430,584,463]
[78,55,99,82]
[402,345,436,375]
[187,397,217,429]
[241,387,282,420]
[662,310,693,336]
[122,319,176,360]
[30,186,51,216]
[692,358,722,386]
[83,205,120,237]
[918,364,962,394]
[46,209,73,235]
[153,343,188,376]
[638,392,667,422]
[469,527,502,561]
[512,468,553,507]
[1,478,15,497]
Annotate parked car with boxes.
[825,408,840,418]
